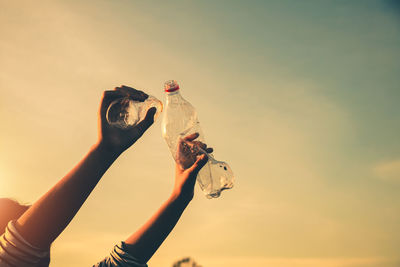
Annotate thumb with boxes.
[187,154,208,176]
[135,107,157,133]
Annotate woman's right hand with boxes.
[173,133,213,202]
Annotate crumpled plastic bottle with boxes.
[161,80,234,199]
[107,95,163,129]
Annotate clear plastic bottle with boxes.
[107,95,163,129]
[161,80,234,199]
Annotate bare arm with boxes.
[16,86,156,249]
[124,133,211,263]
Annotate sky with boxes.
[1,1,400,266]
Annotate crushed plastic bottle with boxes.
[107,95,163,129]
[161,80,234,199]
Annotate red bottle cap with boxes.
[164,80,180,92]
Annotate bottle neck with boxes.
[165,90,183,103]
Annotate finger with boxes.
[183,132,199,142]
[103,90,126,102]
[134,107,157,134]
[205,147,213,153]
[115,85,148,101]
[187,154,208,175]
[192,141,207,151]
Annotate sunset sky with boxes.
[1,1,400,267]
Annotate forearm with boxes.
[124,192,191,263]
[16,142,120,248]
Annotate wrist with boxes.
[93,141,123,160]
[170,189,193,206]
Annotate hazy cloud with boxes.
[373,159,400,182]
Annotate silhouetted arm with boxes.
[16,86,156,249]
[124,133,211,263]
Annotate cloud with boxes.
[373,159,400,182]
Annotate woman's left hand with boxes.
[97,85,156,155]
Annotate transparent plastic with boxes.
[107,95,163,129]
[161,80,234,199]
